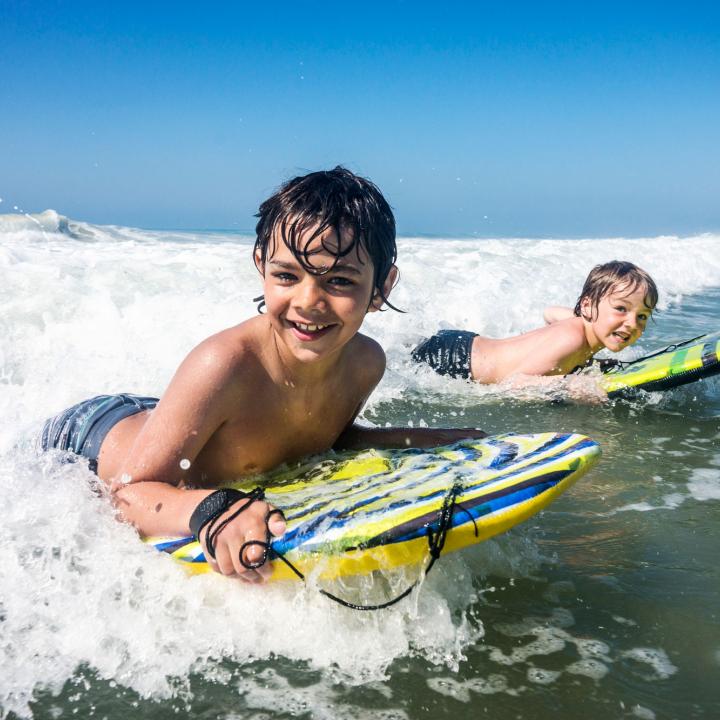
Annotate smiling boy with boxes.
[413,261,658,388]
[41,167,485,583]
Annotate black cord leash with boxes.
[601,333,707,372]
[189,481,477,611]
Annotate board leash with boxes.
[192,482,478,611]
[600,332,708,373]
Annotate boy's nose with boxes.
[624,313,639,329]
[296,279,326,311]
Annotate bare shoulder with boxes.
[543,305,575,325]
[192,317,264,362]
[345,332,386,386]
[537,317,590,370]
[175,317,267,391]
[542,316,586,351]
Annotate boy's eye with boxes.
[328,276,355,287]
[272,272,297,282]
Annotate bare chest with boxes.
[193,390,358,482]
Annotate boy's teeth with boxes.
[296,322,328,332]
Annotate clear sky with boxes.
[2,0,719,236]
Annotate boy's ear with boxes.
[368,264,399,313]
[579,296,593,321]
[254,249,264,275]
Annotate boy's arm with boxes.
[106,334,284,581]
[107,335,250,491]
[543,306,574,325]
[502,372,607,403]
[334,424,487,451]
[333,335,487,450]
[112,480,285,582]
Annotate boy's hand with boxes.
[565,375,608,404]
[200,499,286,583]
[423,428,488,446]
[336,424,487,451]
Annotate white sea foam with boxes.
[0,447,489,717]
[526,667,562,685]
[632,706,657,720]
[0,209,72,236]
[565,658,610,680]
[614,492,687,513]
[620,648,679,680]
[426,673,513,701]
[236,668,411,720]
[478,613,678,689]
[687,467,720,501]
[616,468,720,514]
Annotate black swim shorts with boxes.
[411,330,478,380]
[41,394,158,473]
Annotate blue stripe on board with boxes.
[363,471,568,549]
[275,437,531,519]
[485,433,569,468]
[277,433,553,521]
[279,435,550,523]
[486,441,518,469]
[280,457,455,523]
[701,339,719,368]
[277,445,506,546]
[274,438,592,552]
[155,537,196,554]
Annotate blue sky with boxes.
[2,1,719,236]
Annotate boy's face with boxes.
[257,224,395,364]
[582,282,653,352]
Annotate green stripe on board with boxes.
[668,348,690,376]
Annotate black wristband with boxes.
[189,488,248,541]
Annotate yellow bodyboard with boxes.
[146,432,600,581]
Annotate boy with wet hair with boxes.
[254,166,398,311]
[413,260,658,387]
[547,260,658,324]
[42,167,484,583]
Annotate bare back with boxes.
[470,316,592,383]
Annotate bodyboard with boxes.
[146,432,600,581]
[601,331,720,398]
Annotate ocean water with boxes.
[1,210,719,720]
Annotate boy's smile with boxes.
[288,320,335,342]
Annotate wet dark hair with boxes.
[254,166,399,311]
[574,260,659,320]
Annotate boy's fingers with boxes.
[255,560,273,581]
[201,499,282,581]
[237,569,264,584]
[239,537,267,569]
[267,510,286,538]
[212,542,237,577]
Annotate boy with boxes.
[41,167,485,583]
[412,260,658,387]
